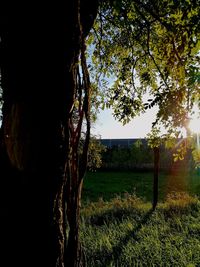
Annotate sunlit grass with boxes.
[80,192,200,267]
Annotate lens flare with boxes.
[189,117,200,133]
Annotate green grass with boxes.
[82,170,200,203]
[80,171,200,266]
[80,192,200,267]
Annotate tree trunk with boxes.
[153,147,159,210]
[1,10,65,265]
[66,179,84,267]
[1,1,98,266]
[1,6,66,267]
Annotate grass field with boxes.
[80,193,200,267]
[82,170,200,203]
[80,171,200,266]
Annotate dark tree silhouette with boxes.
[0,1,98,266]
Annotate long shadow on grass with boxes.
[110,208,153,265]
[88,207,147,227]
[89,208,154,266]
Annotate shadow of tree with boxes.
[108,208,153,265]
[87,207,145,226]
[85,208,154,266]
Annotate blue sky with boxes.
[92,106,158,139]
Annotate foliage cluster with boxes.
[89,0,200,137]
[87,136,107,171]
[192,148,200,169]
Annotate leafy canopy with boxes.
[89,0,200,137]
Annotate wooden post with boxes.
[153,146,160,210]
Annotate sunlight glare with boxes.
[189,117,200,133]
[188,104,200,133]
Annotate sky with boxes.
[92,103,200,139]
[92,106,158,139]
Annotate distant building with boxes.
[100,138,147,148]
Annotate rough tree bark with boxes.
[0,1,98,266]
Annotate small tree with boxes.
[83,135,106,171]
